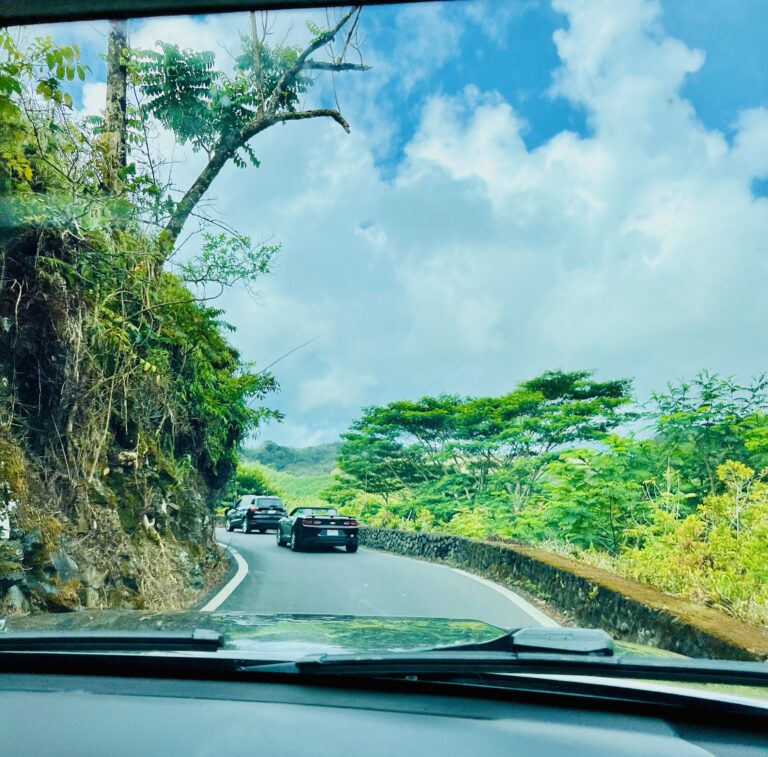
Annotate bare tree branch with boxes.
[240,108,351,141]
[304,60,370,72]
[159,108,349,250]
[268,6,359,108]
[155,8,363,254]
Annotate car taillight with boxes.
[303,519,318,525]
[344,520,358,526]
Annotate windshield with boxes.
[1,0,767,688]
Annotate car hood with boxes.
[0,611,506,657]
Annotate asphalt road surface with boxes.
[213,528,554,629]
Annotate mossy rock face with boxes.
[0,560,24,588]
[45,551,79,582]
[0,436,27,504]
[21,529,43,562]
[0,540,23,563]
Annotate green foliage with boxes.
[332,370,634,522]
[226,462,281,503]
[179,233,279,290]
[520,438,653,554]
[648,372,768,496]
[232,460,335,511]
[619,462,768,624]
[0,32,280,522]
[329,370,768,624]
[261,467,334,508]
[0,31,88,191]
[132,36,310,163]
[241,441,341,476]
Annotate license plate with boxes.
[325,529,339,536]
[268,510,276,513]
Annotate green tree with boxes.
[525,437,654,554]
[128,8,368,251]
[226,462,280,504]
[620,461,768,623]
[330,370,634,523]
[648,372,768,496]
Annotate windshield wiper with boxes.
[0,629,223,652]
[252,628,768,688]
[433,627,615,655]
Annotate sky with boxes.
[27,0,768,447]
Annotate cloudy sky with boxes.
[33,0,768,446]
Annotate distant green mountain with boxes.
[241,440,341,476]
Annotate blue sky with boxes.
[30,0,768,446]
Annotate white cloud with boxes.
[41,1,768,444]
[79,82,106,117]
[298,368,376,412]
[464,0,539,47]
[211,0,767,442]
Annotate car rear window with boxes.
[257,498,283,509]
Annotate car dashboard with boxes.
[1,671,767,757]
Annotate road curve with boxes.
[213,528,554,629]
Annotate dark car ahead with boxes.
[276,506,359,552]
[225,495,287,533]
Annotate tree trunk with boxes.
[158,141,234,254]
[103,20,128,192]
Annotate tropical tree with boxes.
[122,7,368,251]
[331,370,634,519]
[648,372,768,496]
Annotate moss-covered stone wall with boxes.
[359,527,768,661]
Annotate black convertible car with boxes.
[276,507,359,552]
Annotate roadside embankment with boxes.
[359,528,768,661]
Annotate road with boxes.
[212,528,555,629]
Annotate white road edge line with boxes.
[201,543,248,612]
[448,567,560,628]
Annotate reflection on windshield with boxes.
[1,0,767,670]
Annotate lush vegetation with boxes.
[0,11,365,612]
[262,468,334,508]
[225,459,333,513]
[323,371,768,625]
[241,441,340,476]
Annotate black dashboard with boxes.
[1,673,767,756]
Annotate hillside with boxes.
[241,441,340,476]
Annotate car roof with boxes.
[2,0,425,26]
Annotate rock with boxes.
[4,584,29,613]
[21,529,43,558]
[81,586,100,608]
[27,579,58,603]
[0,562,25,589]
[116,451,139,470]
[0,539,23,563]
[106,588,123,608]
[46,551,79,582]
[118,556,139,592]
[81,565,107,590]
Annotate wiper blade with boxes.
[253,627,768,688]
[273,652,768,687]
[0,629,223,652]
[434,627,615,656]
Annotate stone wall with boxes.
[359,527,768,661]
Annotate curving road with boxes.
[212,528,556,629]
